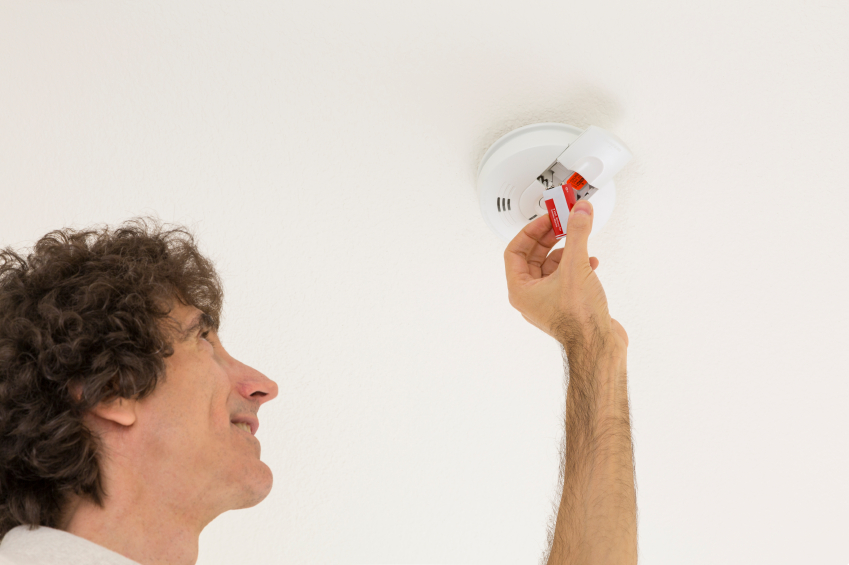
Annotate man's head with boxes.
[0,218,278,540]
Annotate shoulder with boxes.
[0,525,141,565]
[0,526,32,565]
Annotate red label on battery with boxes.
[566,172,587,192]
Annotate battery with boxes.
[542,172,587,239]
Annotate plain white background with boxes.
[1,1,847,563]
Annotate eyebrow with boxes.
[179,312,215,342]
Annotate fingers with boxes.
[542,247,563,277]
[541,248,563,276]
[544,249,598,276]
[504,214,558,284]
[561,200,593,269]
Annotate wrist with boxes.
[560,328,624,363]
[566,338,629,419]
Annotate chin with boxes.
[236,460,274,509]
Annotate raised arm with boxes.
[503,200,637,564]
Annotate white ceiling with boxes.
[1,0,848,563]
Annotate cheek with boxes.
[160,358,231,442]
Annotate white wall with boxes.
[1,0,847,563]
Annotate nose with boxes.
[232,359,279,406]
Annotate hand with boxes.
[503,200,628,356]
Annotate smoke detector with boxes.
[476,123,632,242]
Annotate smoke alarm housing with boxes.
[476,123,632,243]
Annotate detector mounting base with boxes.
[476,123,618,243]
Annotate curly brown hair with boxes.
[0,217,223,541]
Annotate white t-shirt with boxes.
[0,525,141,565]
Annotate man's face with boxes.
[127,301,279,518]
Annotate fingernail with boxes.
[573,201,592,216]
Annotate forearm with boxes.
[546,338,637,565]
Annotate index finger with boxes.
[503,213,559,285]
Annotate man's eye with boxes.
[201,330,212,343]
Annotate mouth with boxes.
[232,422,252,434]
[230,415,259,436]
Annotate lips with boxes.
[233,422,251,434]
[230,414,259,436]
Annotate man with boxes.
[0,219,278,565]
[0,202,636,565]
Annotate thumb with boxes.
[563,199,593,263]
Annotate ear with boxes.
[91,396,137,427]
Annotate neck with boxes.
[61,487,208,565]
